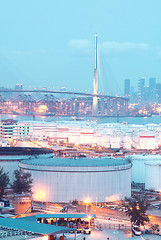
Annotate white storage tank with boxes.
[122,135,132,149]
[110,136,121,149]
[19,157,132,203]
[0,148,53,184]
[139,131,157,149]
[126,154,161,184]
[145,161,161,191]
[0,155,30,184]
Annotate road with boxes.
[91,206,161,226]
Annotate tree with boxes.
[123,196,150,227]
[11,169,33,194]
[0,167,9,199]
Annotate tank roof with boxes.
[127,154,161,160]
[0,147,53,156]
[21,157,130,167]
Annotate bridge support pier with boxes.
[100,97,105,115]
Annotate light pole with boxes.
[85,198,90,215]
[41,192,45,209]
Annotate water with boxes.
[0,114,161,125]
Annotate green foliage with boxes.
[124,196,150,226]
[11,169,33,194]
[0,167,9,199]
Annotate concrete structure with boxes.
[19,157,132,203]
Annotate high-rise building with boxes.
[124,79,130,97]
[144,86,149,102]
[149,77,156,102]
[130,86,137,103]
[15,84,23,90]
[138,77,145,103]
[156,83,161,103]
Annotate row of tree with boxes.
[0,167,33,199]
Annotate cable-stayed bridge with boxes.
[0,35,129,116]
[0,89,128,116]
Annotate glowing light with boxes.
[37,105,48,113]
[84,198,90,205]
[43,235,48,240]
[34,191,46,201]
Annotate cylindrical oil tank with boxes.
[14,195,32,214]
[145,161,161,191]
[122,135,132,149]
[0,147,53,184]
[110,136,121,149]
[126,154,161,184]
[19,157,131,203]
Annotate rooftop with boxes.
[36,213,96,219]
[21,157,130,167]
[0,147,53,156]
[0,217,74,236]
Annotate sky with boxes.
[0,0,161,95]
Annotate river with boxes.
[0,114,161,125]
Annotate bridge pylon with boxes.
[93,33,98,116]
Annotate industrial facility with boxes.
[2,119,161,150]
[19,157,132,203]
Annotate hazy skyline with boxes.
[1,0,161,95]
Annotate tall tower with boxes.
[138,77,145,103]
[93,34,98,115]
[124,79,130,97]
[149,77,156,102]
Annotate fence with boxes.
[96,223,131,231]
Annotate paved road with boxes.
[65,229,161,240]
[91,206,161,226]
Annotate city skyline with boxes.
[1,1,161,95]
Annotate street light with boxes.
[41,192,45,209]
[85,198,90,215]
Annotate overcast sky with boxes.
[0,0,161,95]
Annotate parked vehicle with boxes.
[77,228,82,233]
[83,227,91,234]
[132,225,141,236]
